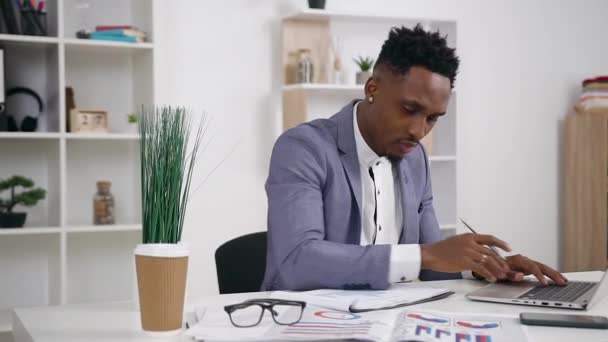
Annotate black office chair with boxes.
[215,231,267,294]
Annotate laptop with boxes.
[466,268,608,310]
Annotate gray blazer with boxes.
[262,101,460,291]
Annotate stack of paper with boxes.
[185,306,529,342]
[270,286,454,312]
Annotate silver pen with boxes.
[459,217,507,260]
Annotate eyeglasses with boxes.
[224,298,306,328]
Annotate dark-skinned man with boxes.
[262,25,567,291]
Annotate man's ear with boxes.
[365,75,379,99]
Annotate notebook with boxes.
[271,285,454,312]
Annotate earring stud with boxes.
[368,96,374,103]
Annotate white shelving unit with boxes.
[0,0,155,334]
[279,11,459,238]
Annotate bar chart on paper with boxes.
[395,310,525,342]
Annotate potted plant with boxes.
[0,176,46,228]
[126,113,138,134]
[308,0,326,9]
[353,56,375,84]
[134,106,204,334]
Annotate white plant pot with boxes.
[356,71,371,84]
[134,243,189,335]
[126,124,138,134]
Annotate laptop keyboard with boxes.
[518,281,596,302]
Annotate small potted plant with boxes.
[127,113,138,134]
[0,175,46,228]
[353,56,375,84]
[308,0,326,9]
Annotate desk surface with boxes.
[12,271,608,342]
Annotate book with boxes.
[95,25,135,31]
[185,306,529,341]
[0,0,20,34]
[270,286,454,312]
[0,3,6,33]
[88,33,142,43]
[0,49,4,104]
[92,29,145,39]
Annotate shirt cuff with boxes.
[461,270,476,279]
[388,244,421,283]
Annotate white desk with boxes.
[12,271,608,342]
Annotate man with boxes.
[262,25,567,291]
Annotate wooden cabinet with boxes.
[562,111,608,271]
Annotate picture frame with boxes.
[69,109,109,133]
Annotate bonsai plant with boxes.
[134,106,204,334]
[0,175,46,228]
[353,56,375,84]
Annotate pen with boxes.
[459,217,507,260]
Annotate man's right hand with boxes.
[420,233,512,282]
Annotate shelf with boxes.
[0,132,62,139]
[0,35,154,50]
[63,38,154,50]
[0,133,139,140]
[0,34,59,46]
[282,83,363,92]
[283,9,455,24]
[282,83,458,96]
[64,133,139,140]
[0,227,62,236]
[66,224,142,233]
[429,155,457,162]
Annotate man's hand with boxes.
[421,233,512,282]
[501,254,568,285]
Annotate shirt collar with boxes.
[353,101,382,168]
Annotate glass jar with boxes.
[296,48,314,83]
[93,181,114,225]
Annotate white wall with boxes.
[154,0,608,300]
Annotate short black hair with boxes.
[375,24,459,88]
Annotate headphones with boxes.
[3,87,44,132]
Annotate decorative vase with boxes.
[308,0,326,9]
[135,243,189,335]
[356,71,371,85]
[126,123,138,134]
[0,212,26,228]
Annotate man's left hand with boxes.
[502,254,568,286]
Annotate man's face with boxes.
[366,66,452,160]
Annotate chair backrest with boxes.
[215,231,267,294]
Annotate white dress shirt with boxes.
[353,101,421,283]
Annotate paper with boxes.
[186,305,529,341]
[271,286,451,312]
[185,303,273,342]
[268,306,394,341]
[392,310,528,342]
[186,303,394,341]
